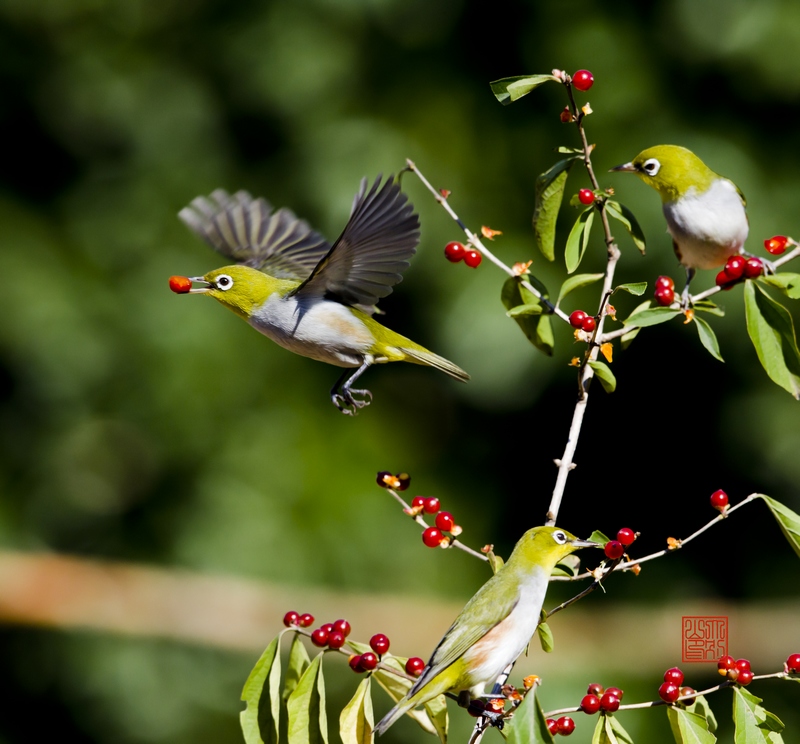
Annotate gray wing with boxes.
[291,175,420,308]
[178,189,331,280]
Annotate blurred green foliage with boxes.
[1,0,799,742]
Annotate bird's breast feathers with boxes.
[662,179,749,269]
[248,293,374,367]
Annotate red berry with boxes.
[405,657,425,677]
[464,249,482,268]
[423,497,440,514]
[579,694,600,714]
[785,653,800,673]
[349,654,365,673]
[168,275,193,294]
[617,528,635,546]
[655,275,675,291]
[717,655,735,675]
[435,511,455,532]
[680,686,696,698]
[604,540,624,560]
[716,270,735,289]
[298,613,315,628]
[332,619,351,637]
[327,630,346,649]
[370,634,390,655]
[664,667,684,686]
[546,718,559,735]
[765,235,790,255]
[605,687,624,700]
[600,692,620,712]
[737,669,754,686]
[586,683,604,697]
[411,496,426,509]
[359,652,378,670]
[283,611,300,627]
[743,257,763,278]
[580,316,596,333]
[724,255,746,280]
[320,623,334,633]
[654,286,675,306]
[445,241,466,262]
[556,716,575,735]
[422,527,445,547]
[467,699,486,717]
[578,189,595,205]
[735,658,751,672]
[572,69,594,91]
[658,682,680,703]
[311,628,329,647]
[569,310,588,328]
[710,489,729,511]
[396,473,410,491]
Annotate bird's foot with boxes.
[331,388,373,416]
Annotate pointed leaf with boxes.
[505,685,554,744]
[287,653,328,744]
[760,272,800,299]
[592,713,634,744]
[533,158,578,261]
[565,208,595,274]
[490,74,559,105]
[623,306,683,328]
[284,634,311,701]
[422,694,448,744]
[694,300,726,318]
[686,695,718,734]
[536,621,554,653]
[745,281,800,398]
[614,282,647,296]
[339,678,373,744]
[501,276,554,356]
[588,530,611,544]
[732,687,785,744]
[588,360,617,393]
[755,495,800,559]
[694,315,725,362]
[620,301,651,349]
[667,707,717,744]
[605,201,646,254]
[508,303,545,318]
[556,273,604,306]
[373,657,439,736]
[241,632,285,744]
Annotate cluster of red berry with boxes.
[444,241,482,268]
[349,633,392,673]
[716,255,764,289]
[546,716,576,736]
[653,275,676,307]
[580,682,624,714]
[569,309,597,334]
[409,496,461,548]
[764,235,793,255]
[717,656,753,686]
[376,471,411,491]
[283,610,315,628]
[710,489,728,513]
[658,667,691,703]
[604,527,636,560]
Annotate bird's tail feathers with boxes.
[400,347,470,382]
[374,701,413,737]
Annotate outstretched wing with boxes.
[178,189,331,280]
[291,175,420,308]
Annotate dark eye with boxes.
[215,274,233,290]
[642,158,661,176]
[553,530,567,545]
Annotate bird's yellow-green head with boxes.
[611,145,718,202]
[507,525,599,571]
[184,265,293,319]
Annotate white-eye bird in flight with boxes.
[172,175,469,414]
[374,526,599,735]
[611,145,749,302]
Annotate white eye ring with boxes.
[215,274,234,291]
[642,158,661,176]
[553,530,568,545]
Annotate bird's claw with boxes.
[331,388,373,416]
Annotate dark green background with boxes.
[1,0,799,742]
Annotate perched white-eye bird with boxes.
[374,526,598,736]
[174,175,469,414]
[611,145,749,299]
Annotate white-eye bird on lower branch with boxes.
[374,526,599,736]
[172,175,469,414]
[611,145,749,301]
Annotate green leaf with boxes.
[552,554,581,578]
[373,657,440,736]
[558,146,584,154]
[588,360,616,393]
[732,687,785,744]
[588,530,611,544]
[533,158,578,261]
[565,208,595,274]
[605,201,646,254]
[241,632,285,744]
[686,695,718,734]
[536,621,554,653]
[667,706,717,744]
[501,276,555,356]
[694,315,724,362]
[287,652,328,744]
[623,306,683,328]
[490,74,559,105]
[592,714,635,744]
[694,300,726,318]
[755,495,800,559]
[620,301,650,349]
[505,685,554,744]
[760,272,800,299]
[508,303,545,318]
[339,678,373,744]
[744,282,800,399]
[284,634,311,701]
[556,273,604,306]
[423,694,449,744]
[614,282,647,296]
